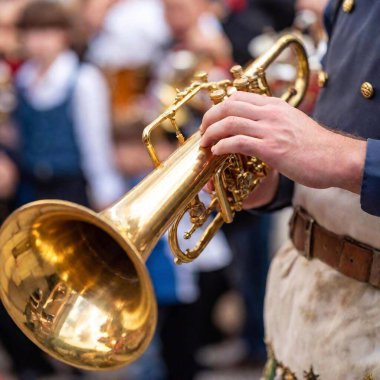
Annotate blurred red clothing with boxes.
[4,57,23,76]
[225,0,247,12]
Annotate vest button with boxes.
[318,71,329,88]
[361,82,375,99]
[343,0,355,13]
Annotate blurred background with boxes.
[0,0,328,379]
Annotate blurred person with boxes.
[154,0,288,372]
[0,0,27,73]
[152,1,237,365]
[162,0,232,69]
[219,0,306,368]
[199,0,380,377]
[0,60,18,197]
[114,120,231,380]
[294,0,330,47]
[150,0,233,139]
[296,0,330,18]
[0,151,17,201]
[85,0,169,68]
[114,124,200,380]
[79,0,118,36]
[84,0,169,124]
[221,212,272,367]
[0,60,17,148]
[223,0,296,64]
[0,149,18,223]
[0,2,125,378]
[13,0,125,210]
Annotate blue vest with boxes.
[14,69,82,180]
[314,0,380,139]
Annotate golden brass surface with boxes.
[318,70,329,88]
[0,34,309,370]
[343,0,355,13]
[361,82,374,99]
[0,202,157,370]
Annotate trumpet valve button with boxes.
[230,65,244,79]
[194,71,209,83]
[210,89,226,104]
[233,77,250,91]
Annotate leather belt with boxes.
[289,206,380,288]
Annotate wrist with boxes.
[335,136,366,194]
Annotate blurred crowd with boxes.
[0,0,328,379]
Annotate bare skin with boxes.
[0,152,18,199]
[200,92,367,210]
[296,0,330,16]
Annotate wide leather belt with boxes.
[289,206,380,288]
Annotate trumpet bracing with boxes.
[0,34,309,370]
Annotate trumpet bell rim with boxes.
[0,200,157,370]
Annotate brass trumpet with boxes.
[0,34,309,370]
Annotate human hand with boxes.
[200,92,366,194]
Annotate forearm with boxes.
[326,133,366,194]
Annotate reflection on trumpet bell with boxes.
[0,201,156,370]
[0,34,309,371]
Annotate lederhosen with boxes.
[264,1,380,379]
[14,66,89,207]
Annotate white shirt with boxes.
[16,50,126,207]
[86,0,170,69]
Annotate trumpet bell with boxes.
[0,200,157,370]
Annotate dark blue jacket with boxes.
[267,0,380,217]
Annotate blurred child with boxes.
[114,117,231,380]
[163,0,232,67]
[13,0,125,210]
[84,0,169,124]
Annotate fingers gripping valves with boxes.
[143,66,269,265]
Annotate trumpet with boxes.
[0,34,309,370]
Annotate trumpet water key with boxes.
[0,34,309,370]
